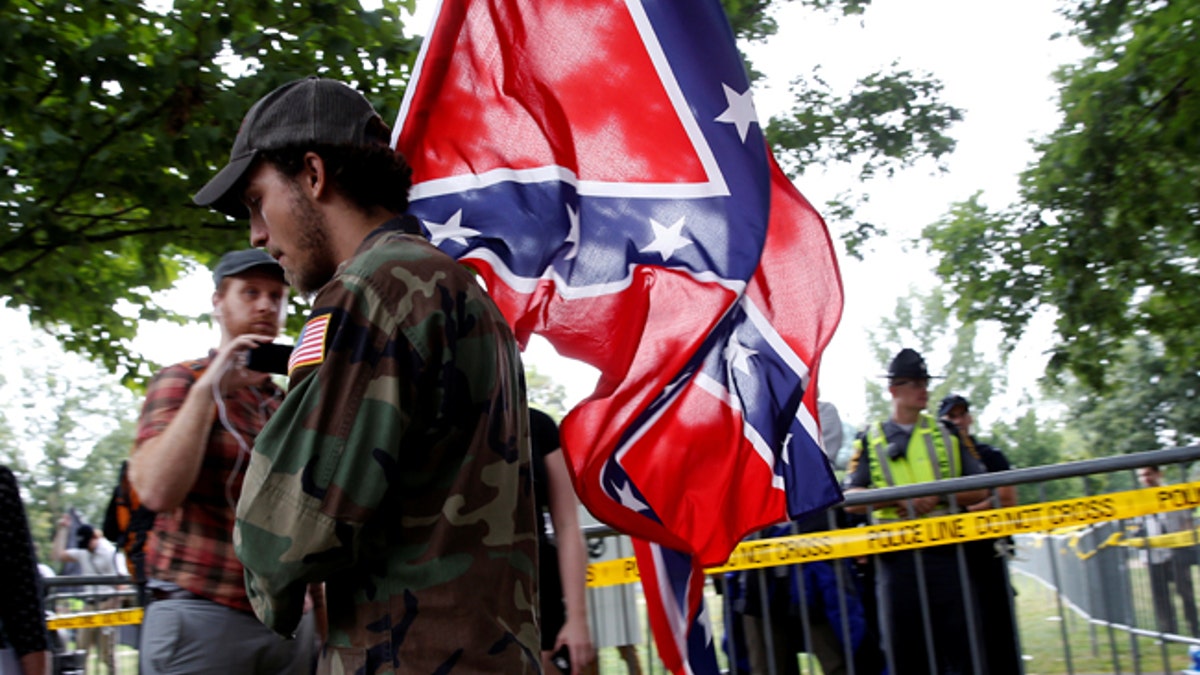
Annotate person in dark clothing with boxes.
[0,466,52,674]
[940,394,1023,674]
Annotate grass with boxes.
[1013,572,1192,675]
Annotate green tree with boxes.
[925,0,1200,391]
[988,409,1076,504]
[74,418,138,525]
[0,0,961,383]
[768,65,963,257]
[1053,335,1200,460]
[732,0,963,259]
[0,0,420,383]
[2,333,140,560]
[20,376,139,561]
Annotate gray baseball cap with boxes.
[193,77,390,219]
[212,249,285,286]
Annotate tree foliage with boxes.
[7,375,139,562]
[988,410,1077,504]
[768,65,962,257]
[925,0,1200,391]
[0,332,141,560]
[1053,335,1200,459]
[0,0,419,383]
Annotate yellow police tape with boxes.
[47,607,144,630]
[585,480,1200,587]
[1059,522,1200,561]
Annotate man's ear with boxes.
[302,151,327,198]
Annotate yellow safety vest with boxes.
[865,413,960,521]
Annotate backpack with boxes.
[101,460,157,583]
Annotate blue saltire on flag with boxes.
[393,0,844,671]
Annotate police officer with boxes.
[844,348,988,674]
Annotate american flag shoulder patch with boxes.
[288,313,331,376]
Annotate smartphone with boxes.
[550,646,571,674]
[246,342,293,375]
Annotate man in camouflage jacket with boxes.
[195,77,539,674]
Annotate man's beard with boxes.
[286,192,338,296]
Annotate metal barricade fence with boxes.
[41,574,142,675]
[35,445,1200,674]
[582,445,1200,674]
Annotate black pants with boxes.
[1149,556,1199,636]
[876,547,982,675]
[967,539,1021,674]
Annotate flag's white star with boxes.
[640,216,693,261]
[423,209,480,246]
[714,83,758,143]
[615,479,649,513]
[564,204,581,260]
[782,431,794,464]
[724,336,758,376]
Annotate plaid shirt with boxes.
[134,353,282,612]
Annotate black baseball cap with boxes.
[939,394,970,418]
[193,77,391,219]
[885,348,941,380]
[212,249,286,286]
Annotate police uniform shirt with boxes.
[843,419,985,490]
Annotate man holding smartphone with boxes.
[128,249,318,674]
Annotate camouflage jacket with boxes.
[234,218,539,674]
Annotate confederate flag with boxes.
[393,0,844,670]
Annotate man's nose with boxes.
[261,297,281,315]
[249,219,267,248]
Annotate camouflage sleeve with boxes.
[234,264,409,636]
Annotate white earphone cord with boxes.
[211,357,269,512]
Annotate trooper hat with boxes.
[938,394,970,418]
[193,77,390,219]
[212,249,286,287]
[884,348,941,380]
